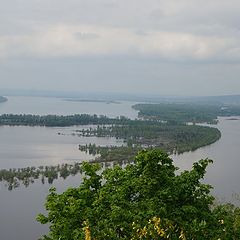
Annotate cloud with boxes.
[0,0,240,63]
[74,32,100,40]
[0,23,239,63]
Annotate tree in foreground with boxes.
[37,149,240,239]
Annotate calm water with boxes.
[1,97,240,239]
[0,124,126,240]
[0,125,124,169]
[0,96,138,119]
[0,96,137,240]
[172,117,240,203]
[0,175,83,240]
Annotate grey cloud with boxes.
[2,0,240,35]
[74,32,100,40]
[0,0,240,95]
[147,1,240,35]
[149,8,166,20]
[135,30,148,36]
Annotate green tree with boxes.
[37,149,227,239]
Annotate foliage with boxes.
[37,149,237,240]
[212,203,240,239]
[0,114,129,126]
[78,123,221,154]
[133,103,240,124]
[131,216,186,240]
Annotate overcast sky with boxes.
[1,0,240,96]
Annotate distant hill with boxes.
[142,95,240,106]
[0,96,7,103]
[203,95,240,105]
[0,88,240,106]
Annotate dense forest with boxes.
[0,114,128,126]
[37,150,240,240]
[133,103,240,123]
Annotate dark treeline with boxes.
[77,123,221,154]
[0,114,221,154]
[0,163,82,190]
[0,114,131,126]
[133,103,240,123]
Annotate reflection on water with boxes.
[0,162,84,190]
[0,175,83,240]
[0,126,124,169]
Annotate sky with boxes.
[0,0,240,96]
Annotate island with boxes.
[0,112,221,189]
[64,98,120,104]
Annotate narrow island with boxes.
[0,113,221,154]
[0,110,222,189]
[64,98,120,104]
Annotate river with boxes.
[0,96,138,119]
[172,117,240,204]
[0,96,137,240]
[0,96,240,239]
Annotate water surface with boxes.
[0,96,138,119]
[0,96,137,240]
[0,125,124,168]
[172,117,240,202]
[1,97,240,239]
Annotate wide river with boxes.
[172,117,240,203]
[0,96,240,239]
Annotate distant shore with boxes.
[0,96,7,103]
[64,98,120,104]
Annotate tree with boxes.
[37,149,233,239]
